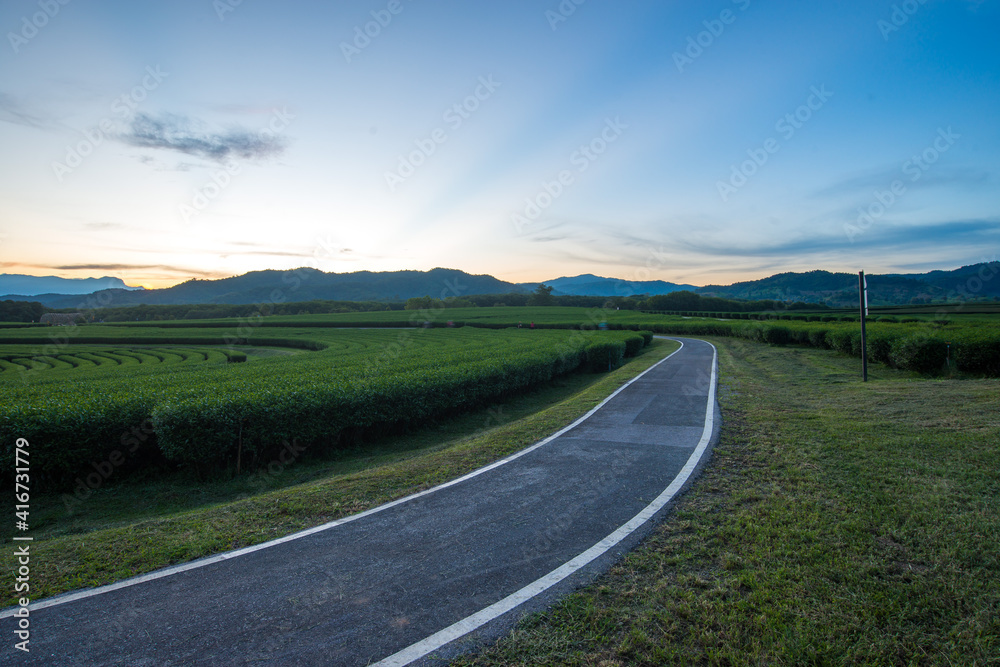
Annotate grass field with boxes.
[452,337,1000,666]
[3,320,997,662]
[0,338,679,608]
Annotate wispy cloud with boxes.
[82,222,124,231]
[674,219,1000,257]
[812,166,993,199]
[117,112,288,163]
[54,263,219,276]
[0,92,62,130]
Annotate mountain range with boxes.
[698,264,1000,306]
[0,274,141,297]
[1,263,997,309]
[542,274,697,297]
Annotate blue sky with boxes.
[0,0,997,289]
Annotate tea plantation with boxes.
[0,325,650,489]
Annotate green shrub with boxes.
[762,325,792,346]
[622,334,645,357]
[637,330,654,347]
[826,329,855,354]
[950,330,1000,376]
[865,329,902,365]
[735,323,763,343]
[789,328,810,345]
[585,341,626,372]
[890,336,948,374]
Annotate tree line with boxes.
[0,289,823,323]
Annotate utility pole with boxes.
[859,270,868,382]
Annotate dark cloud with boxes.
[117,112,287,163]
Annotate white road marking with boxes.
[1,339,689,618]
[373,339,718,666]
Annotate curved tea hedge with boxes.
[1,328,651,489]
[0,346,246,373]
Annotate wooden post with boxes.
[859,271,868,382]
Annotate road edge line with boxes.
[372,338,718,666]
[1,339,686,618]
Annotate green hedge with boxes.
[947,329,1000,376]
[622,334,645,357]
[889,336,948,374]
[5,330,664,487]
[627,318,998,377]
[584,341,626,373]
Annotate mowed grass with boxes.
[453,337,1000,665]
[0,339,680,609]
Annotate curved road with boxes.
[4,337,719,666]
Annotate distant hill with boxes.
[7,263,997,310]
[0,274,142,297]
[19,267,527,309]
[697,263,1000,307]
[538,274,698,297]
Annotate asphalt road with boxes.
[3,337,719,666]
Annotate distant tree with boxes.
[405,296,433,310]
[644,291,701,311]
[528,284,556,306]
[0,300,45,322]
